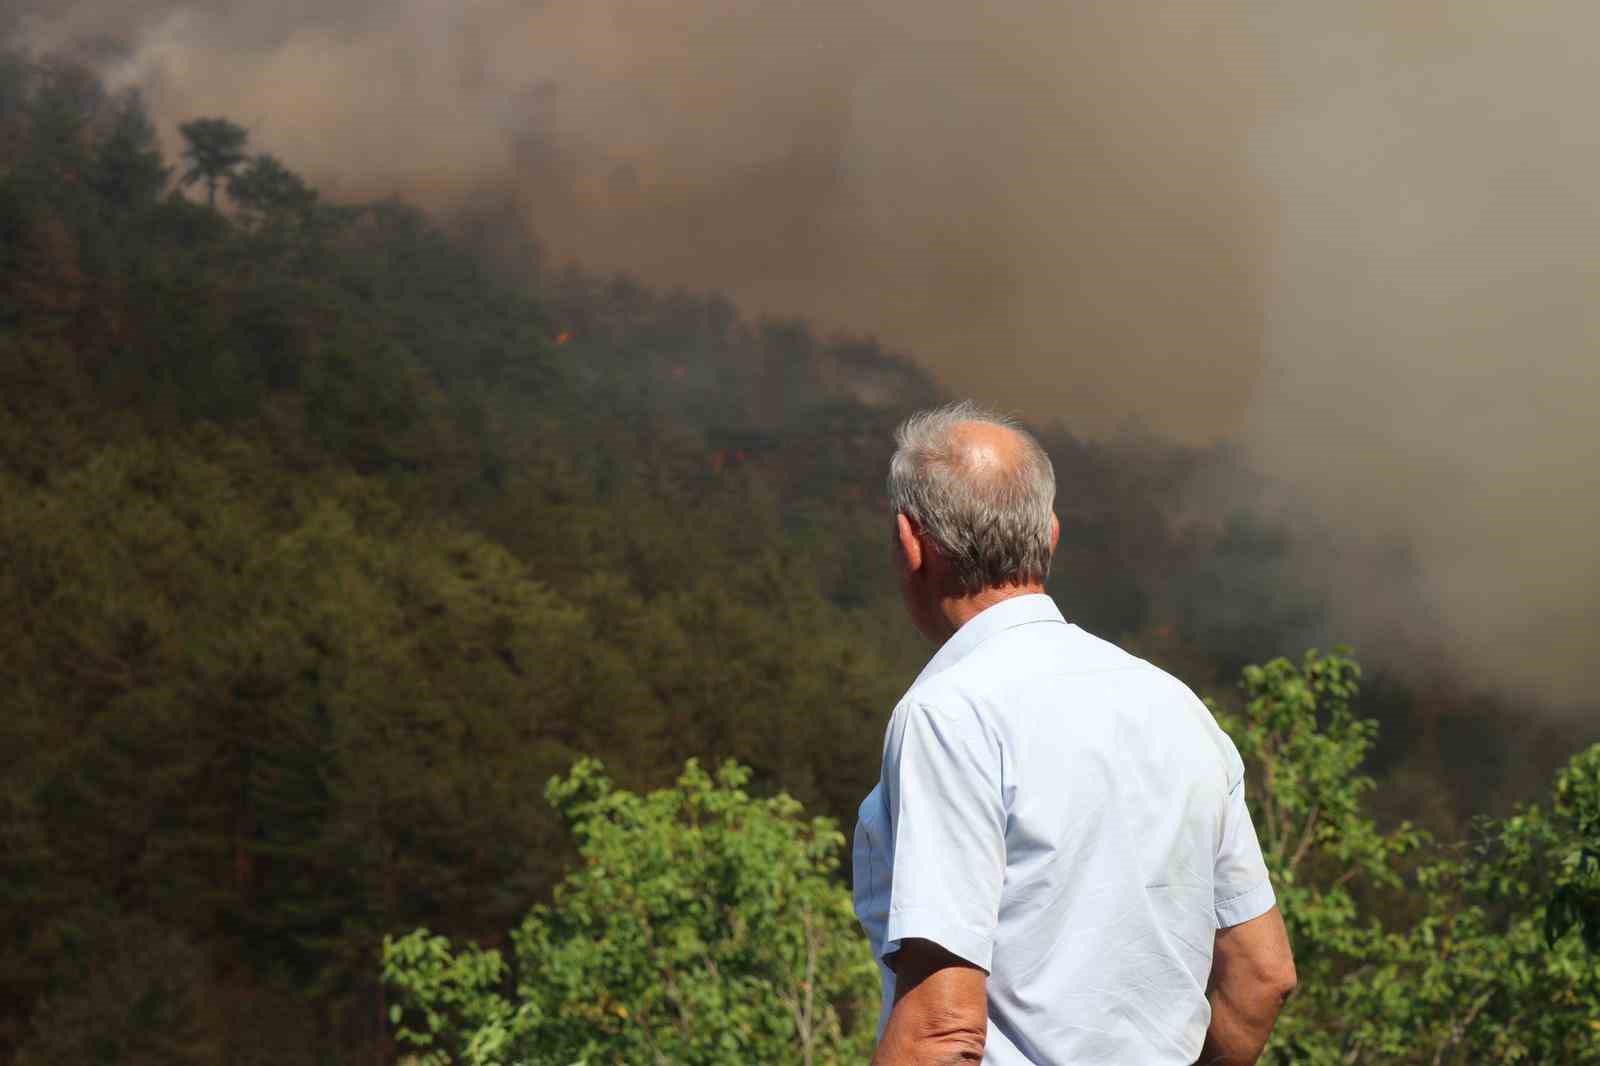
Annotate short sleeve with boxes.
[879,700,1006,972]
[1213,774,1276,928]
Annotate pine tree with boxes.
[177,117,248,207]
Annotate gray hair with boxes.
[888,400,1057,592]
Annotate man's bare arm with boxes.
[1197,905,1297,1065]
[871,938,987,1066]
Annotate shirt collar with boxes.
[908,593,1066,691]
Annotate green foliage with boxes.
[1219,653,1600,1065]
[1545,745,1600,954]
[1359,757,1600,1065]
[0,431,658,1058]
[384,760,877,1066]
[227,153,331,262]
[13,911,214,1066]
[1220,652,1426,955]
[1213,651,1424,1061]
[379,657,1600,1066]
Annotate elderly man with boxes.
[854,402,1296,1065]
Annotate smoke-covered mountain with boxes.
[0,46,1591,1066]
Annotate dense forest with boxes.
[0,53,1594,1064]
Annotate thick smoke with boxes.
[14,0,1273,441]
[13,1,1598,705]
[1244,2,1600,707]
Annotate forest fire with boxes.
[3,10,1598,1066]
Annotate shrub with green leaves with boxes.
[1218,651,1600,1064]
[387,654,1599,1066]
[1381,742,1600,1065]
[383,759,877,1066]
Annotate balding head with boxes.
[888,401,1057,592]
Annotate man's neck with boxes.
[930,583,1047,643]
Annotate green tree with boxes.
[13,910,214,1066]
[1544,744,1600,955]
[1218,651,1600,1064]
[1385,744,1600,1064]
[177,117,248,207]
[383,759,878,1066]
[21,61,103,191]
[227,154,314,215]
[0,430,661,1061]
[1210,651,1425,1062]
[91,92,168,210]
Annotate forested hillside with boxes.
[0,54,1591,1064]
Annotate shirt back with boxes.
[852,595,1275,1065]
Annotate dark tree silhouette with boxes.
[228,153,317,218]
[177,117,248,207]
[93,93,169,208]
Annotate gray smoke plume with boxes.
[13,1,1599,706]
[1243,2,1599,708]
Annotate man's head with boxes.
[887,401,1059,637]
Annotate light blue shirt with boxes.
[853,594,1275,1065]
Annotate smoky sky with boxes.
[1243,2,1600,708]
[14,1,1600,706]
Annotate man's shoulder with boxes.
[903,623,1242,781]
[919,619,1158,696]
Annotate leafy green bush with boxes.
[1219,651,1600,1064]
[383,760,877,1065]
[386,654,1599,1066]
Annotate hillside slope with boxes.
[0,53,1582,1064]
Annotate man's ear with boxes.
[896,513,924,573]
[1049,512,1061,553]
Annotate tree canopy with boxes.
[386,654,1600,1065]
[178,116,249,206]
[385,760,877,1065]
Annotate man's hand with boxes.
[1197,905,1297,1065]
[871,938,987,1066]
